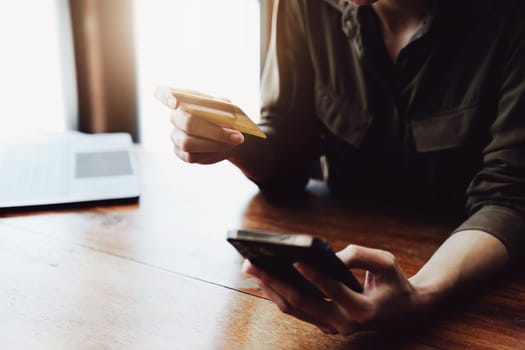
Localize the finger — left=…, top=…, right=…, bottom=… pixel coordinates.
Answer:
left=259, top=281, right=338, bottom=334
left=261, top=280, right=360, bottom=335
left=155, top=86, right=178, bottom=109
left=170, top=129, right=237, bottom=153
left=245, top=262, right=328, bottom=315
left=246, top=262, right=360, bottom=335
left=170, top=109, right=244, bottom=145
left=242, top=259, right=258, bottom=277
left=337, top=245, right=398, bottom=274
left=246, top=263, right=348, bottom=328
left=293, top=262, right=370, bottom=312
left=173, top=145, right=230, bottom=164
left=245, top=261, right=339, bottom=333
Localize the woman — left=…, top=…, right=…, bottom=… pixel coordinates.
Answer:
left=156, top=0, right=525, bottom=335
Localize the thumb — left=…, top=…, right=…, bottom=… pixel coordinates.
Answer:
left=336, top=245, right=397, bottom=274
left=154, top=85, right=179, bottom=109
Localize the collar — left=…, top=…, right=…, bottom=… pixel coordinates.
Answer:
left=322, top=0, right=440, bottom=42
left=409, top=1, right=439, bottom=43
left=321, top=0, right=346, bottom=12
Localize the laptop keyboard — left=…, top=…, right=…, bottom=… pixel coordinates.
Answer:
left=0, top=141, right=71, bottom=202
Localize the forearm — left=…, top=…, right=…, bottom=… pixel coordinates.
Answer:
left=409, top=230, right=509, bottom=310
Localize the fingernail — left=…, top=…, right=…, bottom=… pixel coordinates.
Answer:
left=293, top=262, right=313, bottom=276
left=167, top=97, right=176, bottom=108
left=293, top=262, right=306, bottom=272
left=241, top=259, right=251, bottom=274
left=229, top=132, right=244, bottom=144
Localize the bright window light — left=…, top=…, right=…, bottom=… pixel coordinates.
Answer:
left=133, top=0, right=261, bottom=153
left=0, top=0, right=67, bottom=139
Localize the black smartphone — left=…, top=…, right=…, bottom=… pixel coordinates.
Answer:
left=227, top=229, right=363, bottom=297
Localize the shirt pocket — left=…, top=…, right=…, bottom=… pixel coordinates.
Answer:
left=410, top=104, right=480, bottom=152
left=315, top=83, right=372, bottom=147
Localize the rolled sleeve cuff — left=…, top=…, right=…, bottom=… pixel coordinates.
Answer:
left=452, top=205, right=525, bottom=261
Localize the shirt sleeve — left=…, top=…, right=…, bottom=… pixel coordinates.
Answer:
left=255, top=0, right=322, bottom=195
left=452, top=11, right=525, bottom=261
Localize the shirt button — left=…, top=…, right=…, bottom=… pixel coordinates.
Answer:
left=342, top=19, right=356, bottom=38
left=341, top=5, right=357, bottom=38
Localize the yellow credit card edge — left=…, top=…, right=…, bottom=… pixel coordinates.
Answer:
left=171, top=89, right=266, bottom=139
left=233, top=113, right=267, bottom=139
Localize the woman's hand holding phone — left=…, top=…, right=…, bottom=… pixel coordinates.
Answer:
left=243, top=244, right=423, bottom=335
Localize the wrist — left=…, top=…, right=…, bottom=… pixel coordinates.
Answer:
left=227, top=135, right=276, bottom=182
left=407, top=230, right=509, bottom=314
left=408, top=269, right=456, bottom=314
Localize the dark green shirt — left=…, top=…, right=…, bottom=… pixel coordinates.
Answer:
left=258, top=0, right=525, bottom=260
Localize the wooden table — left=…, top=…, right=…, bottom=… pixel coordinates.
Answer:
left=1, top=148, right=524, bottom=349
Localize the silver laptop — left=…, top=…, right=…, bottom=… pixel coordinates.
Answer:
left=0, top=132, right=140, bottom=209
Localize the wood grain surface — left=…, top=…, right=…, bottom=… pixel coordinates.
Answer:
left=1, top=148, right=524, bottom=349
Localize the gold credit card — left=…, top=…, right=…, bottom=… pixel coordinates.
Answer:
left=170, top=89, right=266, bottom=139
